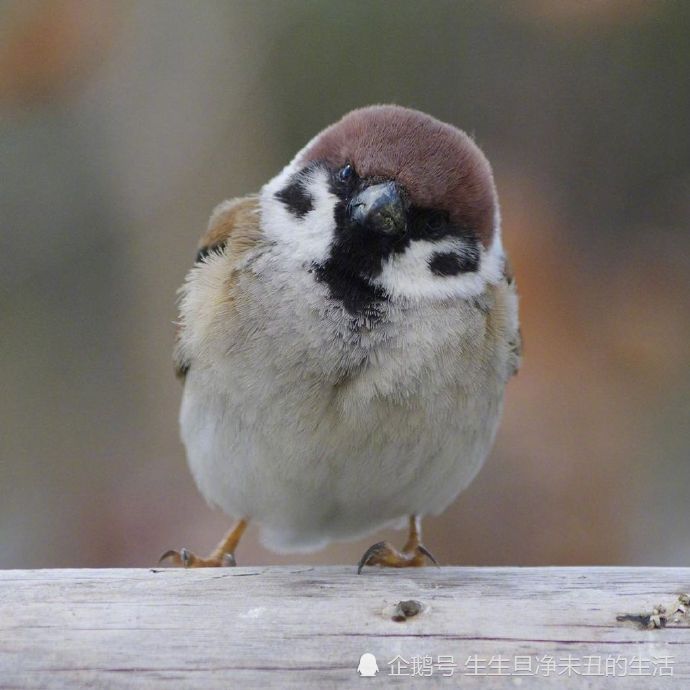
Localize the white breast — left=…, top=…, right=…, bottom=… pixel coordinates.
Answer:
left=179, top=249, right=512, bottom=553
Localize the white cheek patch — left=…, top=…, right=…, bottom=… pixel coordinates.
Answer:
left=372, top=233, right=504, bottom=302
left=260, top=166, right=338, bottom=268
left=262, top=149, right=506, bottom=304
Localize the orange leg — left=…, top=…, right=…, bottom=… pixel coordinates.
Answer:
left=159, top=519, right=248, bottom=568
left=357, top=515, right=439, bottom=574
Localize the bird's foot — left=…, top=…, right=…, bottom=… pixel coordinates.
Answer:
left=158, top=549, right=237, bottom=568
left=158, top=519, right=248, bottom=569
left=357, top=540, right=439, bottom=574
left=158, top=548, right=236, bottom=568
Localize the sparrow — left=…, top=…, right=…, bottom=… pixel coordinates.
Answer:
left=161, top=105, right=521, bottom=571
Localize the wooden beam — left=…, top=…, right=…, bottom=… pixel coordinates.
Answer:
left=1, top=567, right=688, bottom=687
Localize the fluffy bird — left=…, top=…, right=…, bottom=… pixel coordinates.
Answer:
left=162, top=105, right=521, bottom=571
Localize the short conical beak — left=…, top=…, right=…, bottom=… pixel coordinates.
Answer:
left=347, top=181, right=406, bottom=234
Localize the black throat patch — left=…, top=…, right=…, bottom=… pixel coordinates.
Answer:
left=281, top=162, right=481, bottom=315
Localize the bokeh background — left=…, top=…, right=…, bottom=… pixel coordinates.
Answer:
left=1, top=0, right=689, bottom=569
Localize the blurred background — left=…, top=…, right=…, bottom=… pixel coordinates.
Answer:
left=1, top=0, right=689, bottom=569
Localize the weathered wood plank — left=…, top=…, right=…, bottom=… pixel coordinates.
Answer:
left=0, top=567, right=688, bottom=688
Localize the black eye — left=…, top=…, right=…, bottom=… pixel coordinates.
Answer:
left=338, top=164, right=354, bottom=182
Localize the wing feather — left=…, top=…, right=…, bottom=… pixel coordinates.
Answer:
left=174, top=195, right=261, bottom=381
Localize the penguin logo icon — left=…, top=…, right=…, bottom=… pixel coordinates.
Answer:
left=357, top=652, right=379, bottom=677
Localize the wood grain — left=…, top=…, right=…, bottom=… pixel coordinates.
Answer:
left=0, top=567, right=688, bottom=688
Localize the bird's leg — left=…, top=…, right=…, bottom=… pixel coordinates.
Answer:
left=159, top=519, right=248, bottom=568
left=357, top=515, right=439, bottom=573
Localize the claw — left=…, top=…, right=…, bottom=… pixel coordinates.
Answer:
left=357, top=539, right=440, bottom=573
left=158, top=547, right=237, bottom=568
left=416, top=544, right=440, bottom=567
left=158, top=549, right=184, bottom=566
left=158, top=548, right=193, bottom=567
left=158, top=520, right=247, bottom=568
left=357, top=541, right=388, bottom=574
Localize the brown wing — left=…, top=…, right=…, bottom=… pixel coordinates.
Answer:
left=195, top=194, right=261, bottom=262
left=174, top=195, right=261, bottom=381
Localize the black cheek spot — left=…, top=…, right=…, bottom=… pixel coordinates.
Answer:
left=429, top=248, right=479, bottom=276
left=275, top=179, right=314, bottom=218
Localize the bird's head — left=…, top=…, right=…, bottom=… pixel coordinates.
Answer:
left=260, top=105, right=503, bottom=314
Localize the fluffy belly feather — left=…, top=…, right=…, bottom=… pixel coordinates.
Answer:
left=180, top=364, right=503, bottom=553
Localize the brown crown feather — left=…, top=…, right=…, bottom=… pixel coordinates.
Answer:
left=299, top=105, right=498, bottom=248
